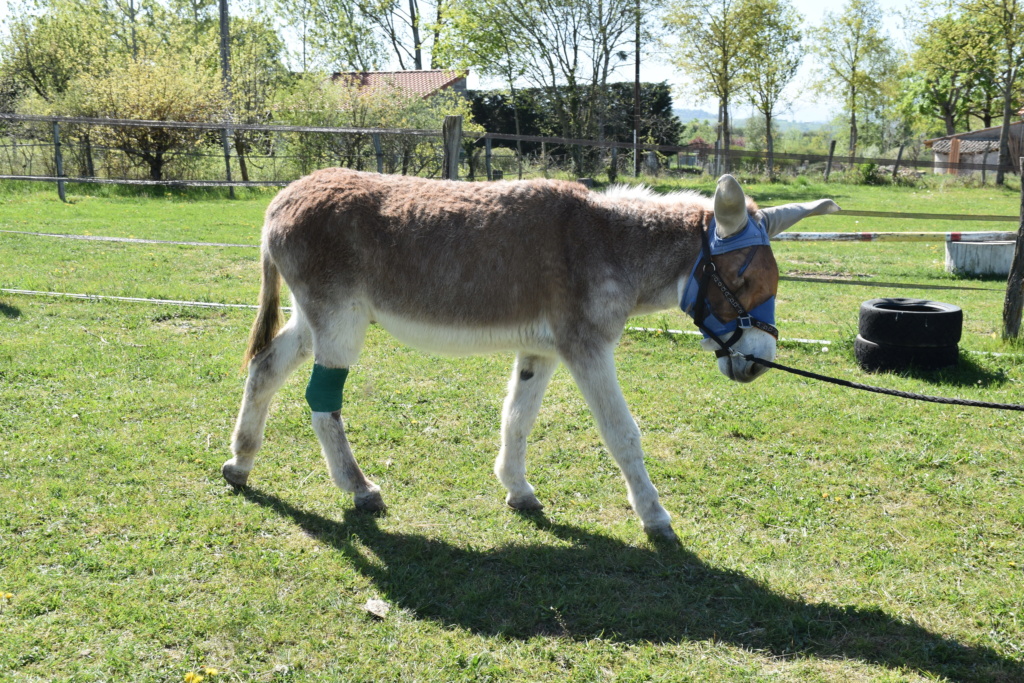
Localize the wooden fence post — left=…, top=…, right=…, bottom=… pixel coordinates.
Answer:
left=442, top=115, right=462, bottom=180
left=372, top=133, right=384, bottom=174
left=949, top=137, right=961, bottom=177
left=485, top=136, right=493, bottom=180
left=824, top=140, right=836, bottom=181
left=52, top=121, right=66, bottom=203
left=1001, top=157, right=1024, bottom=339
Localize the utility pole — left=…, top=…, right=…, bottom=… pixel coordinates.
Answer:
left=218, top=0, right=234, bottom=197
left=633, top=0, right=641, bottom=177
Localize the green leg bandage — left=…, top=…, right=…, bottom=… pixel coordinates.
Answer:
left=305, top=364, right=349, bottom=413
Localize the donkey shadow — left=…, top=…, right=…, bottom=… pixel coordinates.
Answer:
left=0, top=301, right=21, bottom=319
left=241, top=489, right=1020, bottom=682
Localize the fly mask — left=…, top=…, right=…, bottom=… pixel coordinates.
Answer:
left=679, top=215, right=779, bottom=358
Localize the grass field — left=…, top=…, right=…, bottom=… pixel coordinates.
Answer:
left=1, top=177, right=1023, bottom=682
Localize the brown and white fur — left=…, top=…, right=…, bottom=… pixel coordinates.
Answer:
left=225, top=169, right=838, bottom=541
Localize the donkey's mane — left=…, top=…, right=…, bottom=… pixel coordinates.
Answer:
left=597, top=184, right=710, bottom=206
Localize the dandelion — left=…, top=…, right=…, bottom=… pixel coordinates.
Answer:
left=204, top=667, right=219, bottom=676
left=183, top=673, right=204, bottom=683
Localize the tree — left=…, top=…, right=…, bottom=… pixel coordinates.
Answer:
left=202, top=16, right=289, bottom=180
left=961, top=0, right=1024, bottom=184
left=811, top=0, right=896, bottom=162
left=433, top=0, right=531, bottom=167
left=291, top=0, right=385, bottom=70
left=275, top=0, right=430, bottom=71
left=60, top=56, right=226, bottom=179
left=908, top=8, right=999, bottom=135
left=274, top=74, right=479, bottom=176
left=741, top=0, right=802, bottom=178
left=1, top=0, right=109, bottom=103
left=664, top=0, right=757, bottom=173
left=437, top=0, right=643, bottom=172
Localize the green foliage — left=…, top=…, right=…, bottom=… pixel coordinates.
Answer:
left=0, top=0, right=109, bottom=102
left=439, top=0, right=646, bottom=166
left=906, top=9, right=1002, bottom=136
left=741, top=0, right=803, bottom=177
left=54, top=56, right=226, bottom=180
left=664, top=0, right=757, bottom=167
left=810, top=0, right=898, bottom=158
left=273, top=74, right=480, bottom=176
left=470, top=82, right=682, bottom=146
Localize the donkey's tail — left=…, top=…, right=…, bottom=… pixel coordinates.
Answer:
left=242, top=245, right=283, bottom=370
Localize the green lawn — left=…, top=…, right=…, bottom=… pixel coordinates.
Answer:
left=1, top=179, right=1022, bottom=682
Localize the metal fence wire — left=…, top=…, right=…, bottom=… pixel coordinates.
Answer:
left=0, top=113, right=1018, bottom=194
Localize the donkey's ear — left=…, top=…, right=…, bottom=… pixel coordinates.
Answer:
left=759, top=199, right=841, bottom=238
left=713, top=174, right=749, bottom=238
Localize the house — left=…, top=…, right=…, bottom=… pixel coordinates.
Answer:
left=925, top=121, right=1024, bottom=175
left=330, top=70, right=468, bottom=99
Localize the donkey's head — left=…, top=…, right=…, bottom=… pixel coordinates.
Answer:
left=681, top=175, right=839, bottom=383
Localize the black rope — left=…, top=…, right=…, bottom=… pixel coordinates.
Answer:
left=744, top=354, right=1024, bottom=411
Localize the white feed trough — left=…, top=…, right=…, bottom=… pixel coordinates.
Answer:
left=945, top=240, right=1015, bottom=277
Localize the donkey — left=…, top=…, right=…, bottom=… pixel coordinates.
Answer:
left=224, top=169, right=838, bottom=541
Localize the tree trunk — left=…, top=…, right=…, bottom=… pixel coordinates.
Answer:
left=83, top=132, right=95, bottom=177
left=430, top=0, right=444, bottom=68
left=996, top=67, right=1016, bottom=186
left=943, top=107, right=956, bottom=137
left=234, top=134, right=250, bottom=182
left=409, top=0, right=422, bottom=70
left=721, top=94, right=730, bottom=174
left=848, top=84, right=858, bottom=163
left=148, top=153, right=163, bottom=181
left=765, top=112, right=774, bottom=180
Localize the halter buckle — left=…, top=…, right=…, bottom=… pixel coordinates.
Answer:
left=738, top=314, right=752, bottom=329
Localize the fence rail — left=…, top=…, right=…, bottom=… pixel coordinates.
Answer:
left=0, top=114, right=1017, bottom=199
left=773, top=231, right=1016, bottom=242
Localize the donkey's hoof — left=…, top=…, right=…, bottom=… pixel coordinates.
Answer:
left=355, top=490, right=387, bottom=513
left=221, top=461, right=251, bottom=488
left=644, top=524, right=680, bottom=545
left=506, top=493, right=544, bottom=511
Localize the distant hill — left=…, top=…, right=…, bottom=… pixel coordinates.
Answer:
left=737, top=117, right=832, bottom=133
left=674, top=108, right=716, bottom=122
left=673, top=108, right=830, bottom=133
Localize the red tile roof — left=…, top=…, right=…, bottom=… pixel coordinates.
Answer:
left=331, top=70, right=467, bottom=99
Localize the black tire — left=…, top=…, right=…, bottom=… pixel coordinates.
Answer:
left=854, top=335, right=959, bottom=372
left=858, top=298, right=962, bottom=348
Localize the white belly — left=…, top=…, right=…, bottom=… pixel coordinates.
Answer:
left=373, top=309, right=558, bottom=356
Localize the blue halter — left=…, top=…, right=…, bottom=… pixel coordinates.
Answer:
left=680, top=216, right=778, bottom=354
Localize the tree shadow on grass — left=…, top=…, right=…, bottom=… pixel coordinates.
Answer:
left=241, top=488, right=1021, bottom=682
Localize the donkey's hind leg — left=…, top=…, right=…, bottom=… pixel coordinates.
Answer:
left=224, top=310, right=313, bottom=486
left=305, top=305, right=384, bottom=512
left=495, top=353, right=559, bottom=510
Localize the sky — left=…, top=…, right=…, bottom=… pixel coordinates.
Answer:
left=0, top=0, right=919, bottom=122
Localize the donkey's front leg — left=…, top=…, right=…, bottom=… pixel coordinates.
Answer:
left=562, top=344, right=676, bottom=541
left=495, top=353, right=559, bottom=510
left=311, top=409, right=384, bottom=512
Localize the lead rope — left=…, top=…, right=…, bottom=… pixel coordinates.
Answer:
left=738, top=352, right=1024, bottom=412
